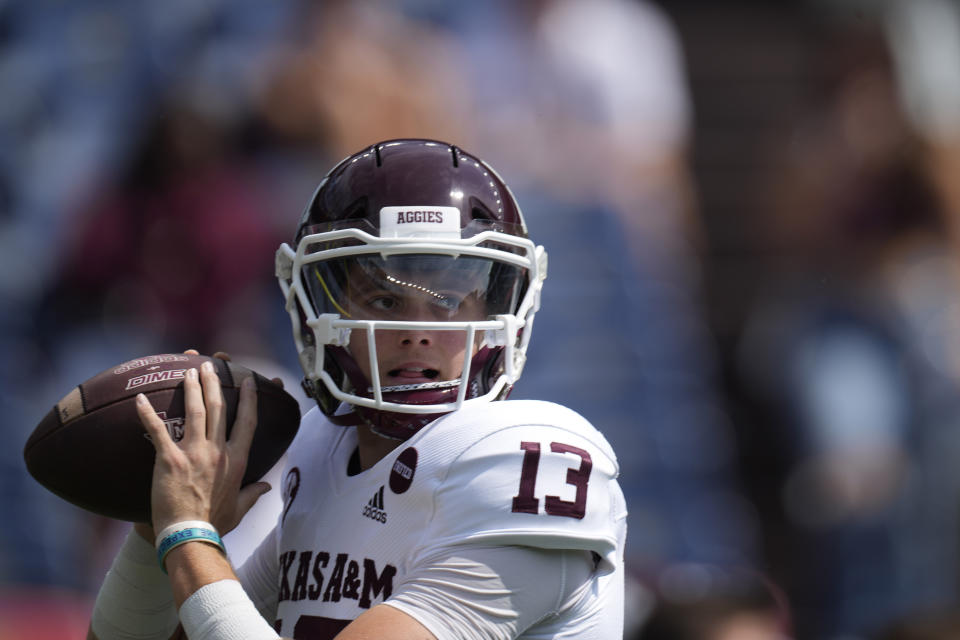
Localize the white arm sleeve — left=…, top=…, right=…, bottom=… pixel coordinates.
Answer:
left=179, top=580, right=280, bottom=640
left=90, top=529, right=179, bottom=640
left=176, top=527, right=282, bottom=640
left=383, top=545, right=595, bottom=640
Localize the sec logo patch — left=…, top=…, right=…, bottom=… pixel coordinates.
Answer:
left=389, top=447, right=417, bottom=494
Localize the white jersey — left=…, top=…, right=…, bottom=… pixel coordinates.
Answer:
left=240, top=399, right=627, bottom=639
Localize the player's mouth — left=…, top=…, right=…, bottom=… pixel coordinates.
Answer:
left=370, top=364, right=460, bottom=394
left=387, top=366, right=440, bottom=381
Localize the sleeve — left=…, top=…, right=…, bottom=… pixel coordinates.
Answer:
left=235, top=526, right=281, bottom=624
left=89, top=529, right=180, bottom=640
left=383, top=544, right=595, bottom=640
left=416, top=422, right=626, bottom=573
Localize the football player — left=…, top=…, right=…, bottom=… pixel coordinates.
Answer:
left=88, top=139, right=627, bottom=640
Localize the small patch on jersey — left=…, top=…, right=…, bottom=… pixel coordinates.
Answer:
left=389, top=447, right=418, bottom=494
left=282, top=466, right=301, bottom=525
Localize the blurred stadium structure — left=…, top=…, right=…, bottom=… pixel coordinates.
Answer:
left=2, top=1, right=960, bottom=638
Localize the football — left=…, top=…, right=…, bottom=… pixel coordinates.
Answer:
left=23, top=353, right=302, bottom=522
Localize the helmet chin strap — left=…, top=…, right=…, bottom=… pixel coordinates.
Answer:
left=357, top=403, right=446, bottom=441
left=368, top=379, right=460, bottom=393
left=324, top=406, right=410, bottom=441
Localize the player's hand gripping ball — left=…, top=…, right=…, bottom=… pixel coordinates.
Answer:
left=23, top=353, right=301, bottom=522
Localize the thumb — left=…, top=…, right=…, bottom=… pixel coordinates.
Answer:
left=236, top=482, right=272, bottom=519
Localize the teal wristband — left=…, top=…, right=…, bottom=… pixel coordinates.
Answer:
left=156, top=527, right=225, bottom=573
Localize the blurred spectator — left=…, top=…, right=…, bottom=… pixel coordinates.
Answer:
left=3, top=90, right=289, bottom=602
left=874, top=608, right=960, bottom=640
left=632, top=569, right=789, bottom=640
left=737, top=13, right=960, bottom=637
left=0, top=587, right=93, bottom=640
left=0, top=0, right=297, bottom=595
left=29, top=86, right=293, bottom=589
left=885, top=0, right=960, bottom=243
left=39, top=87, right=284, bottom=359
left=257, top=0, right=472, bottom=163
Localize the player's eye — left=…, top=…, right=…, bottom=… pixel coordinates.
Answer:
left=433, top=294, right=463, bottom=312
left=366, top=295, right=401, bottom=313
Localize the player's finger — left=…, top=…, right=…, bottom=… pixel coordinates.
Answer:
left=199, top=360, right=226, bottom=443
left=184, top=349, right=199, bottom=355
left=136, top=393, right=176, bottom=454
left=182, top=367, right=206, bottom=443
left=270, top=377, right=285, bottom=389
left=235, top=481, right=271, bottom=523
left=212, top=351, right=231, bottom=362
left=228, top=376, right=258, bottom=457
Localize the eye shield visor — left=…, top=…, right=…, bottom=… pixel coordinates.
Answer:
left=305, top=254, right=527, bottom=322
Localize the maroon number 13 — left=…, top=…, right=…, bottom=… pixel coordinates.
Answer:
left=511, top=442, right=592, bottom=519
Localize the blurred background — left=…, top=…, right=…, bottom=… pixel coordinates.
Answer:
left=2, top=0, right=960, bottom=638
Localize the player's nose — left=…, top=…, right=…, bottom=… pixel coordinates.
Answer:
left=397, top=328, right=433, bottom=347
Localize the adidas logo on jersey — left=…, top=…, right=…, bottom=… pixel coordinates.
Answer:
left=362, top=486, right=387, bottom=524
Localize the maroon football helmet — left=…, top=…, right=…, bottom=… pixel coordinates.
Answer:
left=276, top=139, right=547, bottom=439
